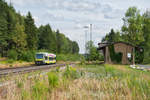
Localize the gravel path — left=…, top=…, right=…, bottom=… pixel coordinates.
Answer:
left=137, top=64, right=150, bottom=69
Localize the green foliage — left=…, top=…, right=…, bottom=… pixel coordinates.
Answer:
left=7, top=49, right=18, bottom=60
left=56, top=54, right=82, bottom=61
left=21, top=89, right=30, bottom=100
left=63, top=65, right=80, bottom=79
left=135, top=48, right=144, bottom=63
left=72, top=41, right=79, bottom=54
left=56, top=30, right=61, bottom=53
left=86, top=41, right=104, bottom=61
left=56, top=67, right=60, bottom=72
left=47, top=72, right=59, bottom=88
left=109, top=45, right=122, bottom=63
left=20, top=50, right=35, bottom=62
left=25, top=12, right=38, bottom=50
left=80, top=56, right=86, bottom=65
left=127, top=76, right=150, bottom=98
left=38, top=24, right=56, bottom=53
left=13, top=23, right=27, bottom=54
left=32, top=80, right=48, bottom=100
left=17, top=80, right=23, bottom=88
left=102, top=29, right=122, bottom=42
left=122, top=7, right=144, bottom=45
left=105, top=65, right=116, bottom=76
left=0, top=0, right=80, bottom=62
left=7, top=59, right=15, bottom=64
left=142, top=11, right=150, bottom=64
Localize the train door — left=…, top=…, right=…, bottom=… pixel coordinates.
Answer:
left=44, top=56, right=49, bottom=64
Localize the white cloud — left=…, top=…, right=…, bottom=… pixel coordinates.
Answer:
left=5, top=0, right=150, bottom=53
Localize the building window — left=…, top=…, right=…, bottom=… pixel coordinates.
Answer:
left=127, top=53, right=131, bottom=58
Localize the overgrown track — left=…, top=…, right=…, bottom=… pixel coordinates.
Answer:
left=0, top=63, right=74, bottom=76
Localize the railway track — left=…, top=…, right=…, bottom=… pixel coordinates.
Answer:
left=0, top=63, right=74, bottom=76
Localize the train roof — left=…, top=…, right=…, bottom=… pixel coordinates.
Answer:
left=36, top=52, right=56, bottom=57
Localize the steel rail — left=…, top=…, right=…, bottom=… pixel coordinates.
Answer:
left=0, top=63, right=74, bottom=76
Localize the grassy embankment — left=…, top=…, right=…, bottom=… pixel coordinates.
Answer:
left=1, top=63, right=150, bottom=100
left=0, top=54, right=82, bottom=68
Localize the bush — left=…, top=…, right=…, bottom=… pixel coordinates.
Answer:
left=47, top=72, right=59, bottom=88
left=20, top=50, right=35, bottom=62
left=63, top=65, right=80, bottom=79
left=80, top=56, right=86, bottom=65
left=32, top=81, right=48, bottom=100
left=105, top=65, right=116, bottom=76
left=7, top=50, right=18, bottom=60
left=7, top=59, right=15, bottom=64
left=109, top=45, right=122, bottom=63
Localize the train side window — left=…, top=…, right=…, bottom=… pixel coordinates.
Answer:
left=49, top=57, right=53, bottom=60
left=45, top=56, right=48, bottom=60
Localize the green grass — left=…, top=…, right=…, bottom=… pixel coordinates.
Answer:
left=47, top=72, right=59, bottom=88
left=2, top=64, right=150, bottom=100
left=77, top=64, right=150, bottom=100
left=56, top=54, right=82, bottom=61
left=0, top=53, right=82, bottom=67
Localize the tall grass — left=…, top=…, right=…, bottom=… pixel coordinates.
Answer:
left=47, top=72, right=59, bottom=88
left=32, top=80, right=48, bottom=100
left=2, top=64, right=150, bottom=100
left=63, top=65, right=81, bottom=79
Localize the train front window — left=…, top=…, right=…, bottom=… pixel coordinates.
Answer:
left=36, top=54, right=43, bottom=59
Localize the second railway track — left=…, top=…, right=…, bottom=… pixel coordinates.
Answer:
left=0, top=63, right=75, bottom=76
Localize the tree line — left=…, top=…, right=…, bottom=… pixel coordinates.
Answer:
left=0, top=0, right=79, bottom=61
left=102, top=7, right=150, bottom=63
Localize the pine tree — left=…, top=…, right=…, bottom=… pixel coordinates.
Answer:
left=0, top=0, right=8, bottom=56
left=38, top=24, right=56, bottom=52
left=13, top=23, right=27, bottom=56
left=24, top=12, right=37, bottom=50
left=72, top=41, right=79, bottom=54
left=56, top=29, right=61, bottom=53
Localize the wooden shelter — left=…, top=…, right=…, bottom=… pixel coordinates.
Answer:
left=98, top=42, right=135, bottom=64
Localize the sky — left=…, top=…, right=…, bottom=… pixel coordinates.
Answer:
left=5, top=0, right=150, bottom=53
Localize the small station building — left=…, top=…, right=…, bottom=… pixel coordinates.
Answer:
left=97, top=41, right=137, bottom=64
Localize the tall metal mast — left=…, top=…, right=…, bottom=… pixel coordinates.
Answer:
left=84, top=26, right=89, bottom=54
left=90, top=24, right=92, bottom=42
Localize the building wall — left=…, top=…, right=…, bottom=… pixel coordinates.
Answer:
left=104, top=43, right=134, bottom=64
left=114, top=43, right=133, bottom=64
left=105, top=46, right=112, bottom=64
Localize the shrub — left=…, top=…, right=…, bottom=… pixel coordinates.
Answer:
left=105, top=65, right=116, bottom=77
left=17, top=81, right=23, bottom=88
left=21, top=89, right=30, bottom=100
left=56, top=67, right=60, bottom=72
left=80, top=56, right=86, bottom=65
left=47, top=72, right=59, bottom=88
left=7, top=59, right=15, bottom=64
left=7, top=50, right=18, bottom=60
left=32, top=81, right=48, bottom=100
left=20, top=50, right=35, bottom=62
left=63, top=65, right=80, bottom=79
left=109, top=45, right=122, bottom=63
